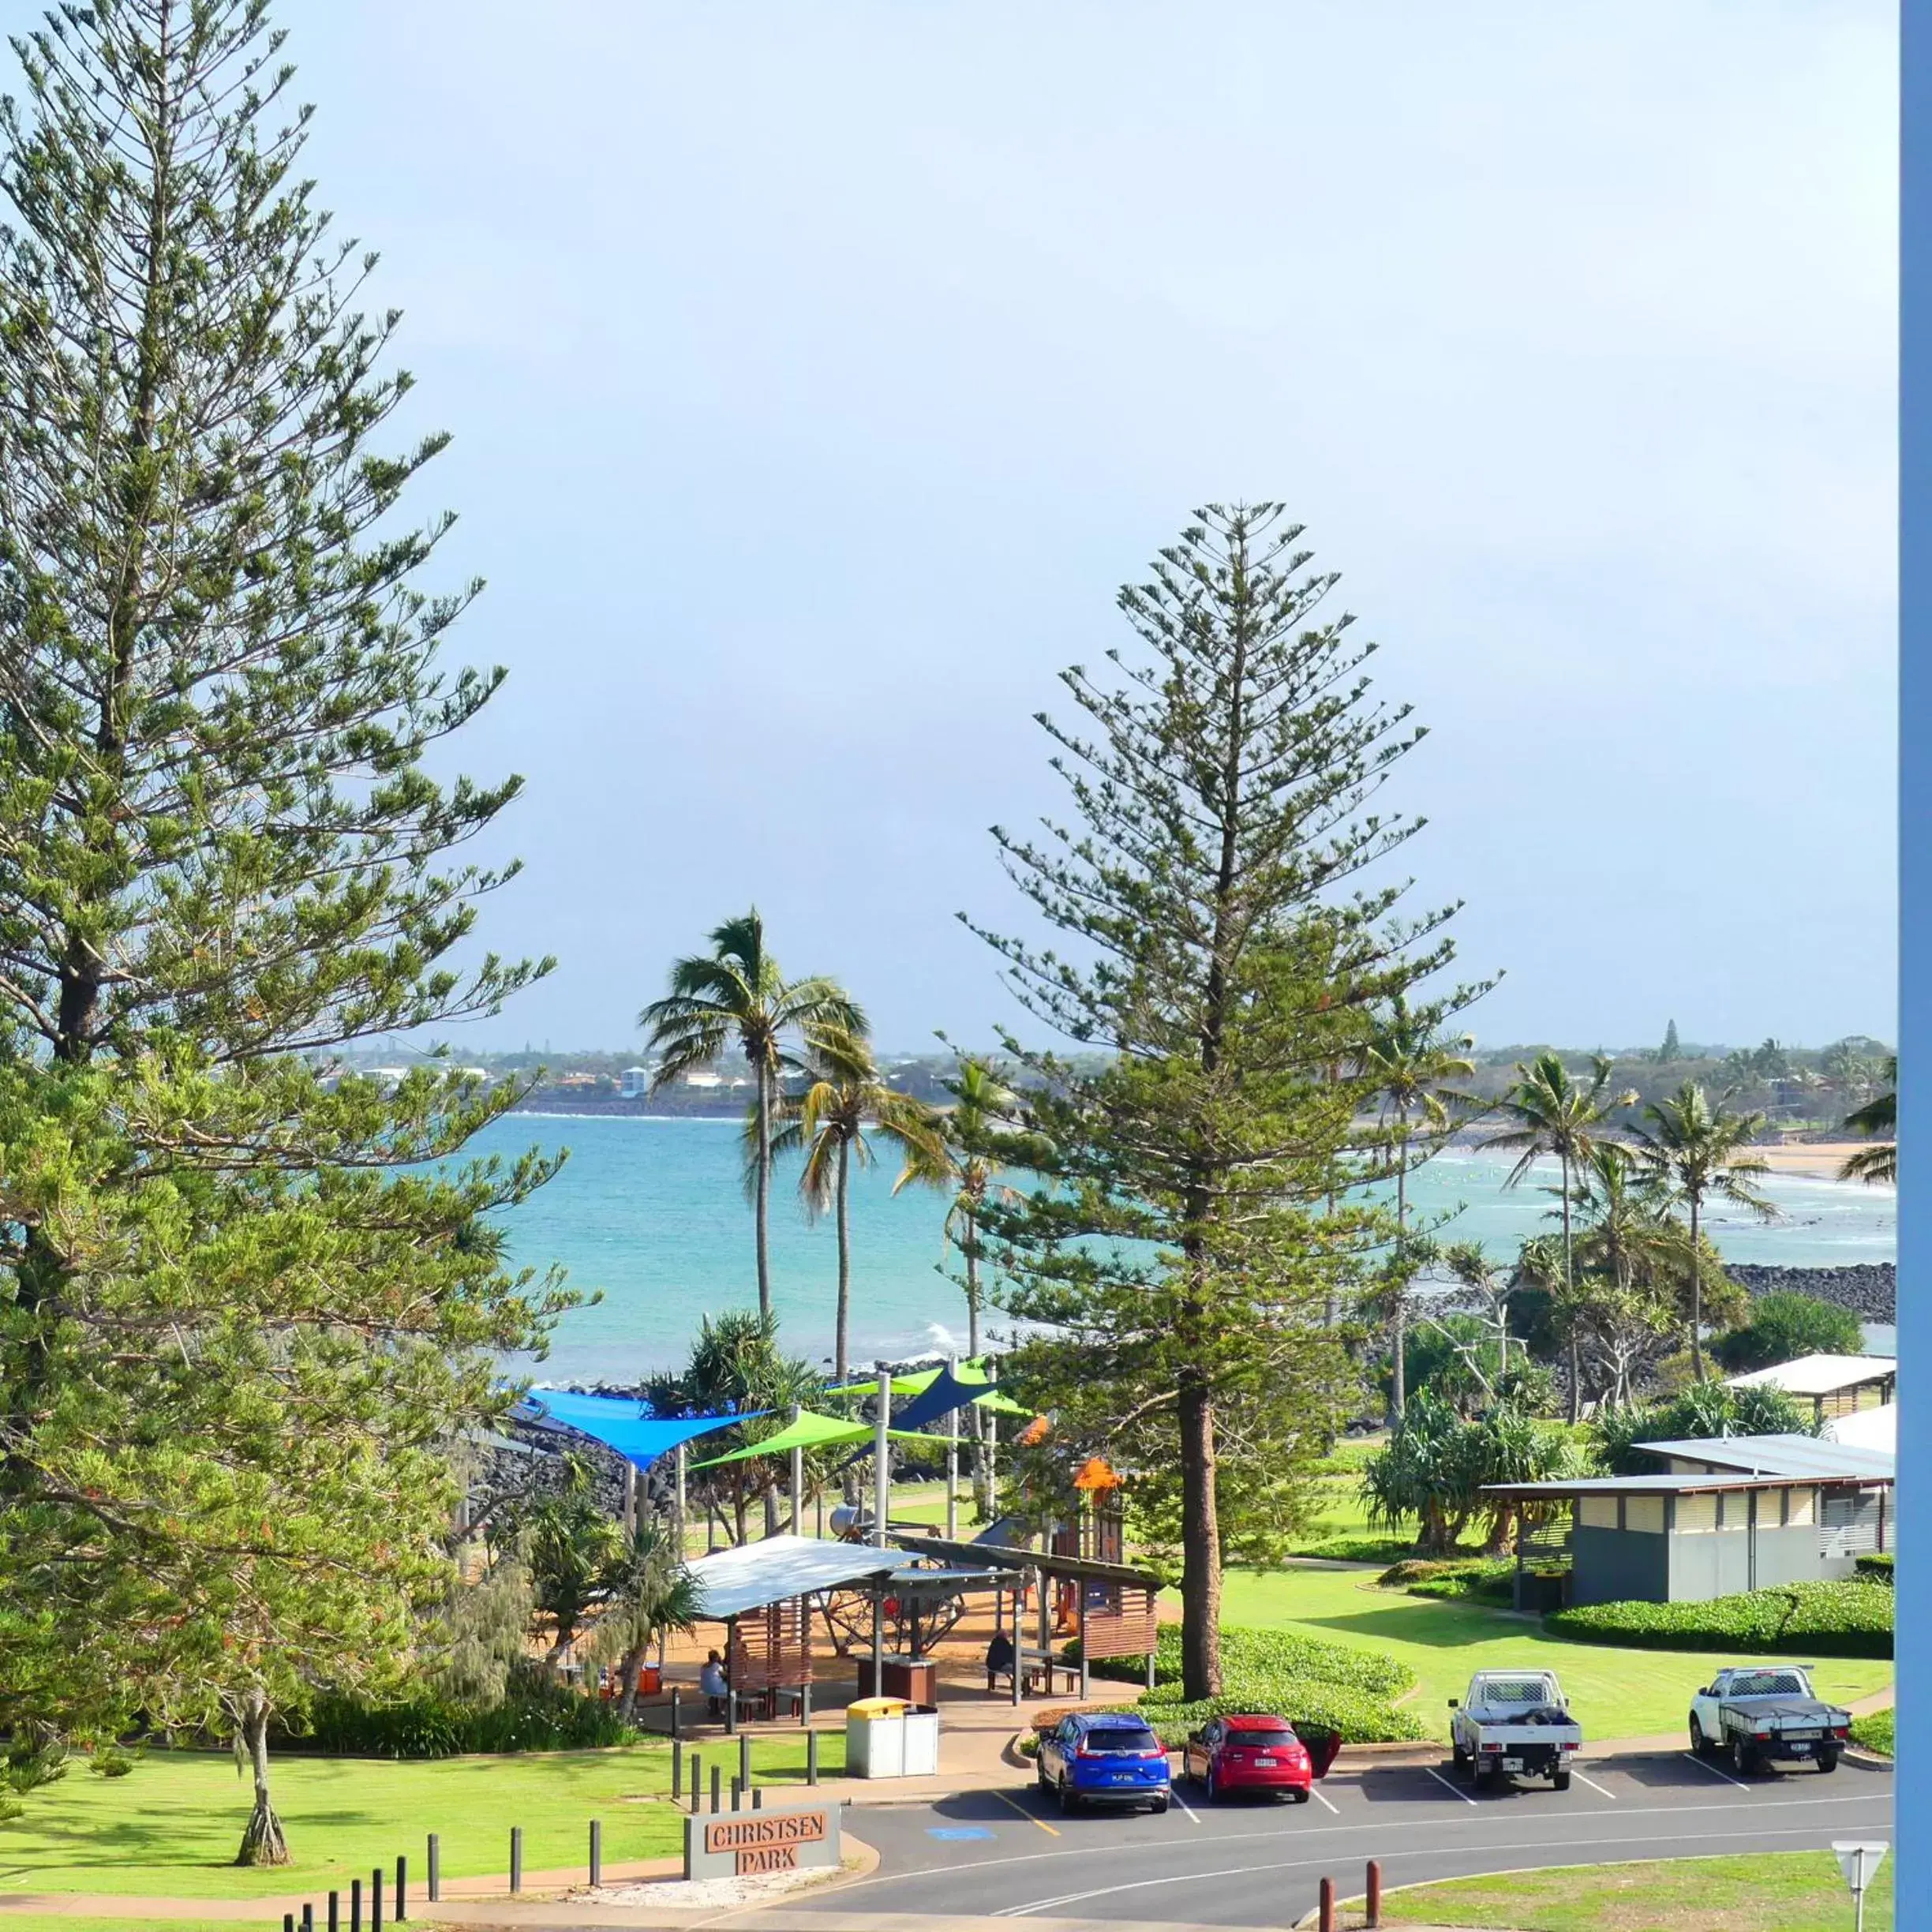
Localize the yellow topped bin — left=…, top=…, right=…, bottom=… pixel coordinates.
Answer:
left=846, top=1696, right=912, bottom=1777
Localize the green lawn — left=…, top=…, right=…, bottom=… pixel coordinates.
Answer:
left=0, top=1731, right=843, bottom=1901
left=1219, top=1567, right=1892, bottom=1743
left=1854, top=1707, right=1895, bottom=1754
left=1380, top=1849, right=1889, bottom=1930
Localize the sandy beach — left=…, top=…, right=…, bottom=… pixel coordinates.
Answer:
left=1753, top=1140, right=1892, bottom=1182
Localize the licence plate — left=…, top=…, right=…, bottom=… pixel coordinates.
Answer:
left=1255, top=1757, right=1276, bottom=1767
left=1788, top=1743, right=1814, bottom=1754
left=1787, top=1730, right=1821, bottom=1740
left=1503, top=1758, right=1523, bottom=1771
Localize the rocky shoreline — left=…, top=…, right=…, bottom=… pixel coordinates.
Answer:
left=1726, top=1262, right=1895, bottom=1323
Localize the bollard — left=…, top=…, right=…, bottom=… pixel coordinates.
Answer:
left=1318, top=1875, right=1335, bottom=1932
left=426, top=1834, right=440, bottom=1904
left=304, top=1907, right=315, bottom=1932
left=1366, top=1859, right=1382, bottom=1929
left=395, top=1853, right=406, bottom=1922
left=510, top=1825, right=523, bottom=1894
left=753, top=1786, right=764, bottom=1810
left=739, top=1732, right=751, bottom=1794
left=673, top=1737, right=683, bottom=1799
left=370, top=1866, right=384, bottom=1932
left=731, top=1775, right=743, bottom=1810
left=710, top=1763, right=722, bottom=1812
left=671, top=1686, right=682, bottom=1739
left=284, top=1915, right=296, bottom=1932
left=800, top=1681, right=812, bottom=1727
left=807, top=1729, right=819, bottom=1785
left=328, top=1891, right=341, bottom=1932
left=690, top=1751, right=702, bottom=1814
left=350, top=1877, right=362, bottom=1932
left=590, top=1818, right=602, bottom=1889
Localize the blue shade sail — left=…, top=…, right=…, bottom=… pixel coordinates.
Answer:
left=518, top=1388, right=765, bottom=1471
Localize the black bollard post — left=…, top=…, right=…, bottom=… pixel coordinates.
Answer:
left=739, top=1731, right=751, bottom=1794
left=690, top=1751, right=702, bottom=1814
left=350, top=1877, right=362, bottom=1932
left=284, top=1915, right=295, bottom=1932
left=590, top=1818, right=602, bottom=1888
left=510, top=1825, right=523, bottom=1893
left=304, top=1906, right=315, bottom=1932
left=370, top=1866, right=384, bottom=1932
left=426, top=1834, right=440, bottom=1904
left=753, top=1786, right=764, bottom=1810
left=395, top=1852, right=406, bottom=1921
left=673, top=1736, right=683, bottom=1799
left=671, top=1686, right=682, bottom=1739
left=710, top=1763, right=721, bottom=1813
left=807, top=1729, right=819, bottom=1785
left=328, top=1890, right=341, bottom=1932
left=731, top=1775, right=742, bottom=1810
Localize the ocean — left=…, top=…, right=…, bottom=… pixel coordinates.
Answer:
left=470, top=1115, right=1897, bottom=1385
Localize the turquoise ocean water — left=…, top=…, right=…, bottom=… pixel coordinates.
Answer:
left=472, top=1116, right=1897, bottom=1385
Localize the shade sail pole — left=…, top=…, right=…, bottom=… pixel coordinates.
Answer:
left=789, top=1403, right=804, bottom=1535
left=945, top=1354, right=959, bottom=1541
left=873, top=1359, right=891, bottom=1548
left=675, top=1444, right=687, bottom=1551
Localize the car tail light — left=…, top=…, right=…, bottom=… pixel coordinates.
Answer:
left=1480, top=1742, right=1503, bottom=1753
left=1754, top=1730, right=1773, bottom=1740
left=1561, top=1742, right=1579, bottom=1752
left=1140, top=1748, right=1166, bottom=1762
left=1833, top=1727, right=1849, bottom=1740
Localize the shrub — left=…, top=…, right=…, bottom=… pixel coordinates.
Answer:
left=1546, top=1579, right=1892, bottom=1657
left=296, top=1668, right=640, bottom=1758
left=1593, top=1383, right=1816, bottom=1474
left=1851, top=1709, right=1893, bottom=1756
left=1377, top=1556, right=1517, bottom=1604
left=1133, top=1685, right=1425, bottom=1748
left=85, top=1748, right=137, bottom=1778
left=1083, top=1623, right=1412, bottom=1701
left=1712, top=1293, right=1863, bottom=1373
left=1855, top=1552, right=1894, bottom=1584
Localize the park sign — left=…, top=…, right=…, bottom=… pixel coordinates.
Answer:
left=684, top=1802, right=842, bottom=1879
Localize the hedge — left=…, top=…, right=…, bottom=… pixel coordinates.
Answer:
left=1068, top=1623, right=1420, bottom=1746
left=1545, top=1579, right=1893, bottom=1658
left=292, top=1683, right=639, bottom=1758
left=1852, top=1709, right=1893, bottom=1756
left=1378, top=1557, right=1515, bottom=1604
left=1856, top=1552, right=1895, bottom=1583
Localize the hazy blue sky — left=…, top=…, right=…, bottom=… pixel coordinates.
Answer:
left=277, top=2, right=1893, bottom=1054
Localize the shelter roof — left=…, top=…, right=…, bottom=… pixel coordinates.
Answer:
left=686, top=1535, right=900, bottom=1619
left=1724, top=1354, right=1896, bottom=1398
left=891, top=1527, right=1165, bottom=1590
left=1636, top=1432, right=1895, bottom=1483
left=1826, top=1404, right=1897, bottom=1454
left=1483, top=1472, right=1849, bottom=1499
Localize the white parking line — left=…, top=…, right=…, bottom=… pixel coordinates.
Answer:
left=1423, top=1765, right=1478, bottom=1806
left=1170, top=1788, right=1201, bottom=1825
left=1683, top=1750, right=1750, bottom=1790
left=1308, top=1782, right=1340, bottom=1815
left=1572, top=1769, right=1617, bottom=1799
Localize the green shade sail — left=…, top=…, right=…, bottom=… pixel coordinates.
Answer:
left=826, top=1360, right=992, bottom=1399
left=687, top=1407, right=932, bottom=1470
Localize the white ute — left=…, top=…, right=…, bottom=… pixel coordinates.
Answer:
left=1688, top=1664, right=1851, bottom=1777
left=1448, top=1669, right=1582, bottom=1790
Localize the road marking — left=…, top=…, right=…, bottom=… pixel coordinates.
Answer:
left=1683, top=1750, right=1750, bottom=1790
left=990, top=1788, right=1059, bottom=1836
left=1308, top=1783, right=1340, bottom=1815
left=821, top=1784, right=1892, bottom=1897
left=1170, top=1788, right=1201, bottom=1825
left=1423, top=1765, right=1478, bottom=1806
left=1572, top=1769, right=1617, bottom=1799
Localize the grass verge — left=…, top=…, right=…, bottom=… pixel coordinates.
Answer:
left=0, top=1732, right=842, bottom=1900
left=1219, top=1567, right=1892, bottom=1742
left=1853, top=1707, right=1895, bottom=1754
left=1378, top=1849, right=1890, bottom=1929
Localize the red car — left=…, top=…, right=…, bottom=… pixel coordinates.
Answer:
left=1181, top=1714, right=1339, bottom=1802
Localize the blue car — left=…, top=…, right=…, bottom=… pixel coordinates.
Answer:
left=1036, top=1712, right=1173, bottom=1814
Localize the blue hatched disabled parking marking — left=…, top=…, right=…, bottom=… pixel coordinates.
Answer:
left=927, top=1826, right=996, bottom=1840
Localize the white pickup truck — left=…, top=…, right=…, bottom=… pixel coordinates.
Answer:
left=1449, top=1669, right=1582, bottom=1790
left=1688, top=1665, right=1852, bottom=1777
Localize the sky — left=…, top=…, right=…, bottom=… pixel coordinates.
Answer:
left=274, top=1, right=1894, bottom=1056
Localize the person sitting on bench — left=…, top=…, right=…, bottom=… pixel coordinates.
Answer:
left=700, top=1649, right=730, bottom=1720
left=985, top=1629, right=1016, bottom=1693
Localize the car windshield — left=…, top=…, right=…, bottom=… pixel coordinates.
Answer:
left=1083, top=1726, right=1161, bottom=1754
left=1225, top=1729, right=1298, bottom=1749
left=1728, top=1672, right=1806, bottom=1698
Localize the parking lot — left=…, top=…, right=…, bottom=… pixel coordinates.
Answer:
left=769, top=1750, right=1896, bottom=1926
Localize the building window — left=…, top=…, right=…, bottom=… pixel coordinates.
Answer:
left=1625, top=1496, right=1666, bottom=1534
left=1577, top=1495, right=1619, bottom=1530
left=1675, top=1493, right=1717, bottom=1533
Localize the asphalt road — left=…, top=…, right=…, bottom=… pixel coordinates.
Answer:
left=775, top=1751, right=1894, bottom=1926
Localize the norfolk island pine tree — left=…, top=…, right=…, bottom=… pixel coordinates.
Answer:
left=0, top=0, right=575, bottom=1863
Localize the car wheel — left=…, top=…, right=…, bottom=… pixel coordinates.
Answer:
left=1292, top=1788, right=1312, bottom=1804
left=1818, top=1751, right=1839, bottom=1775
left=1036, top=1758, right=1049, bottom=1792
left=1151, top=1796, right=1170, bottom=1814
left=1689, top=1717, right=1707, bottom=1757
left=1732, top=1738, right=1755, bottom=1777
left=1553, top=1769, right=1571, bottom=1792
left=1452, top=1742, right=1469, bottom=1770
left=1058, top=1777, right=1080, bottom=1814
left=1204, top=1763, right=1217, bottom=1803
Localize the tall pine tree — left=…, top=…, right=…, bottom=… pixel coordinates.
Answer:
left=0, top=0, right=570, bottom=1861
left=972, top=505, right=1481, bottom=1699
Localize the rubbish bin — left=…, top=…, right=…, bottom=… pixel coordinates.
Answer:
left=901, top=1705, right=940, bottom=1777
left=846, top=1696, right=909, bottom=1778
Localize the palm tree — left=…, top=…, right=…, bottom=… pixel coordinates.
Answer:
left=1363, top=998, right=1476, bottom=1420
left=1482, top=1051, right=1634, bottom=1341
left=773, top=1027, right=949, bottom=1384
left=1569, top=1144, right=1698, bottom=1410
left=1628, top=1081, right=1775, bottom=1380
left=1839, top=1057, right=1896, bottom=1185
left=641, top=910, right=861, bottom=1322
left=600, top=1524, right=703, bottom=1722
